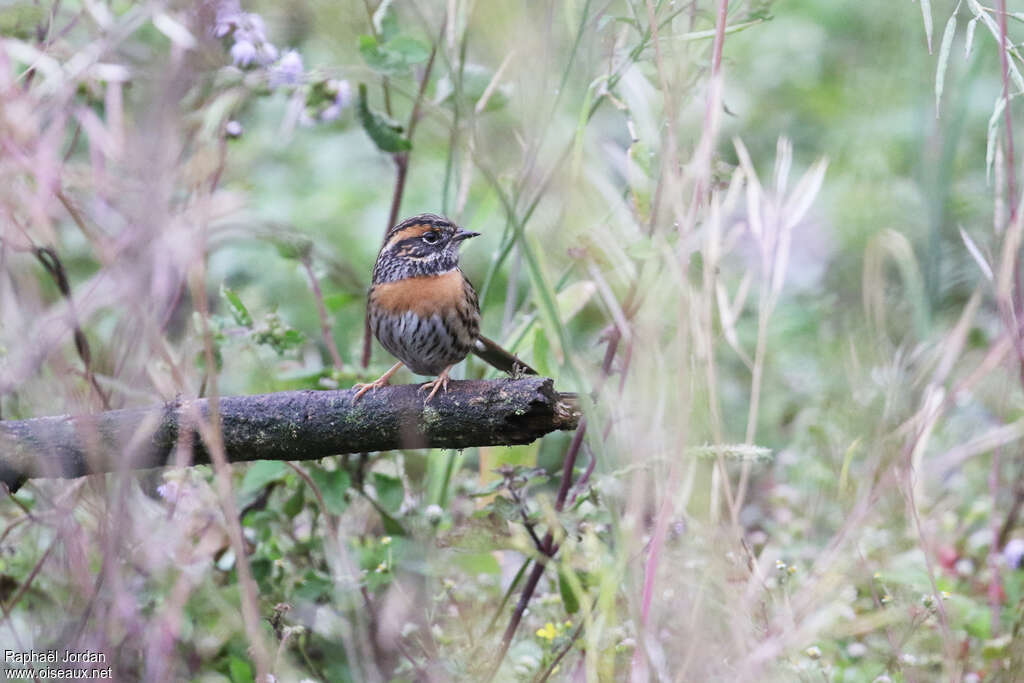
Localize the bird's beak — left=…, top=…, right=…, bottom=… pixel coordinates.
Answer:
left=453, top=229, right=481, bottom=242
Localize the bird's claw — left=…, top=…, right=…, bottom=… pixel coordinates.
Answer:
left=352, top=379, right=386, bottom=402
left=419, top=374, right=450, bottom=403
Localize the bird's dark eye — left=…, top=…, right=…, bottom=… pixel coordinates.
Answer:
left=422, top=231, right=441, bottom=244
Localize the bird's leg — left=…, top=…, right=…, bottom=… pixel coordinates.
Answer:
left=419, top=365, right=454, bottom=403
left=352, top=361, right=404, bottom=402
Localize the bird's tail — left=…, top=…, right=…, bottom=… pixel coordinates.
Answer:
left=472, top=335, right=538, bottom=376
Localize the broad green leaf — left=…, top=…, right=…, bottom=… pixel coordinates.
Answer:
left=358, top=34, right=429, bottom=75
left=309, top=466, right=351, bottom=515
left=295, top=570, right=334, bottom=602
left=491, top=495, right=520, bottom=522
left=373, top=472, right=404, bottom=513
left=452, top=552, right=501, bottom=575
left=239, top=460, right=288, bottom=497
left=227, top=656, right=253, bottom=683
left=468, top=478, right=506, bottom=498
left=375, top=505, right=407, bottom=536
left=388, top=36, right=430, bottom=64
left=282, top=488, right=304, bottom=517
left=357, top=83, right=411, bottom=153
left=322, top=292, right=356, bottom=313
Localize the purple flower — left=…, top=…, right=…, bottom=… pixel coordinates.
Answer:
left=157, top=481, right=181, bottom=502
left=256, top=42, right=279, bottom=67
left=212, top=0, right=241, bottom=37
left=230, top=40, right=256, bottom=67
left=1004, top=538, right=1024, bottom=569
left=269, top=49, right=304, bottom=88
left=321, top=80, right=352, bottom=121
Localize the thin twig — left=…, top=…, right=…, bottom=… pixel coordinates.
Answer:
left=997, top=0, right=1017, bottom=221
left=490, top=326, right=625, bottom=676
left=301, top=254, right=344, bottom=372
left=33, top=246, right=110, bottom=410
left=191, top=224, right=272, bottom=679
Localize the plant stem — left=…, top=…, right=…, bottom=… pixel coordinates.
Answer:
left=301, top=255, right=344, bottom=372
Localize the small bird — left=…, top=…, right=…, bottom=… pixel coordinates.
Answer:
left=354, top=213, right=535, bottom=402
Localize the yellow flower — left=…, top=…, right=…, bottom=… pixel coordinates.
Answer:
left=381, top=536, right=393, bottom=545
left=536, top=622, right=558, bottom=640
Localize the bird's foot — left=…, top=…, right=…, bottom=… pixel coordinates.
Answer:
left=352, top=361, right=404, bottom=402
left=419, top=367, right=453, bottom=403
left=352, top=378, right=387, bottom=402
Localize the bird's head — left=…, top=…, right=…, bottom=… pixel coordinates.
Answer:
left=373, top=213, right=480, bottom=282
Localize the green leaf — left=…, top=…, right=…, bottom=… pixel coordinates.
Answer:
left=558, top=568, right=581, bottom=614
left=282, top=488, right=304, bottom=517
left=375, top=505, right=407, bottom=536
left=358, top=35, right=393, bottom=73
left=322, top=292, right=355, bottom=313
left=239, top=461, right=288, bottom=497
left=295, top=570, right=334, bottom=602
left=491, top=495, right=521, bottom=522
left=227, top=656, right=253, bottom=683
left=388, top=36, right=430, bottom=63
left=280, top=329, right=306, bottom=348
left=372, top=472, right=404, bottom=513
left=221, top=285, right=252, bottom=327
left=272, top=234, right=313, bottom=261
left=358, top=34, right=428, bottom=76
left=309, top=466, right=351, bottom=515
left=452, top=552, right=501, bottom=575
left=357, top=83, right=411, bottom=153
left=468, top=477, right=506, bottom=497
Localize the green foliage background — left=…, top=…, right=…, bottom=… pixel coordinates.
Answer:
left=1, top=0, right=1023, bottom=681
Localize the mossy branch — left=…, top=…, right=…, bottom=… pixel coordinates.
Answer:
left=0, top=378, right=578, bottom=491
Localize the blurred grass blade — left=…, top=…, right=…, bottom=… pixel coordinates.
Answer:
left=919, top=0, right=934, bottom=53
left=153, top=13, right=197, bottom=50
left=863, top=229, right=930, bottom=340
left=966, top=0, right=1024, bottom=91
left=782, top=157, right=828, bottom=231
left=733, top=138, right=763, bottom=239
left=985, top=96, right=1006, bottom=184
left=774, top=137, right=792, bottom=196
left=964, top=16, right=978, bottom=59
left=934, top=3, right=959, bottom=115
left=958, top=226, right=993, bottom=282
